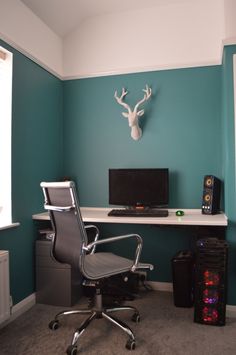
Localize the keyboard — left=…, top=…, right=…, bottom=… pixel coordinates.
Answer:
left=108, top=209, right=169, bottom=217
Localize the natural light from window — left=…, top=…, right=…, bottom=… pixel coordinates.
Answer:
left=0, top=46, right=13, bottom=228
left=234, top=55, right=236, bottom=200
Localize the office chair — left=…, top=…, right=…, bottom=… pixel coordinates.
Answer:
left=40, top=181, right=153, bottom=355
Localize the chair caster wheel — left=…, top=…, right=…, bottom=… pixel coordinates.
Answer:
left=48, top=320, right=59, bottom=330
left=66, top=345, right=78, bottom=355
left=126, top=339, right=136, bottom=350
left=132, top=312, right=140, bottom=323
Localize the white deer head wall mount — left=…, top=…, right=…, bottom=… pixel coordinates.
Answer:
left=114, top=85, right=152, bottom=141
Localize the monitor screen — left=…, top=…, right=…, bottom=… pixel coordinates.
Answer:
left=109, top=168, right=169, bottom=208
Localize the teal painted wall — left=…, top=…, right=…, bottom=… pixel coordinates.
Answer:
left=63, top=66, right=223, bottom=285
left=222, top=45, right=236, bottom=304
left=2, top=38, right=236, bottom=305
left=0, top=39, right=63, bottom=304
left=63, top=67, right=222, bottom=207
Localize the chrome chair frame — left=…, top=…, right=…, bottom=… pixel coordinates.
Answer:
left=41, top=181, right=153, bottom=355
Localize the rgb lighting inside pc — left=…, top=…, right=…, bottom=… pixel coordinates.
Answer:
left=202, top=288, right=219, bottom=304
left=194, top=238, right=228, bottom=326
left=202, top=306, right=219, bottom=324
left=203, top=270, right=220, bottom=286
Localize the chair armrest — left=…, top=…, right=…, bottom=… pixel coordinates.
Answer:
left=84, top=234, right=143, bottom=272
left=84, top=225, right=99, bottom=254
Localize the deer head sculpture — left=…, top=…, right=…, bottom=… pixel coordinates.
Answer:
left=114, top=85, right=152, bottom=141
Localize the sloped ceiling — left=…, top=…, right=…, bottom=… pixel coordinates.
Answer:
left=20, top=0, right=194, bottom=38
left=1, top=0, right=225, bottom=78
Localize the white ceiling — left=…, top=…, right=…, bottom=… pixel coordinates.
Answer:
left=20, top=0, right=192, bottom=38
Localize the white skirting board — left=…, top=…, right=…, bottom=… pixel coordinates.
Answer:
left=147, top=280, right=173, bottom=292
left=1, top=283, right=236, bottom=329
left=0, top=293, right=35, bottom=329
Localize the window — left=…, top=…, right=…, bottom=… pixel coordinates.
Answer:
left=0, top=46, right=13, bottom=228
left=234, top=55, right=236, bottom=200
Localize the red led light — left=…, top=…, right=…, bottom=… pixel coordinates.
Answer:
left=202, top=306, right=218, bottom=323
left=203, top=270, right=220, bottom=286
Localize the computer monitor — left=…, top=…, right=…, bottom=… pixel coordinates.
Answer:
left=109, top=168, right=169, bottom=209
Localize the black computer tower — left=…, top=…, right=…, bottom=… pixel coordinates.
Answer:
left=194, top=238, right=228, bottom=326
left=172, top=250, right=194, bottom=307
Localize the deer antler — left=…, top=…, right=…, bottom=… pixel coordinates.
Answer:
left=134, top=85, right=152, bottom=112
left=114, top=85, right=152, bottom=140
left=114, top=88, right=131, bottom=113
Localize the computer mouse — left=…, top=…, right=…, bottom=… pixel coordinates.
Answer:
left=176, top=210, right=184, bottom=216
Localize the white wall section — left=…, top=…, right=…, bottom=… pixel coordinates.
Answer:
left=224, top=0, right=236, bottom=44
left=1, top=0, right=236, bottom=79
left=0, top=0, right=63, bottom=78
left=63, top=0, right=224, bottom=78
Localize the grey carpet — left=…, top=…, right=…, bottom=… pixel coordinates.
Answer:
left=0, top=291, right=236, bottom=355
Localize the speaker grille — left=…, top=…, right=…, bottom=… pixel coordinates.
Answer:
left=205, top=177, right=214, bottom=188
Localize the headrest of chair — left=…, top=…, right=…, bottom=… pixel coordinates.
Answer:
left=40, top=181, right=75, bottom=189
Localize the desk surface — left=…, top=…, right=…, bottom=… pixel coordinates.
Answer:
left=32, top=208, right=228, bottom=226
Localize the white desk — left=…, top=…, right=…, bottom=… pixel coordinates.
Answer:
left=32, top=208, right=228, bottom=227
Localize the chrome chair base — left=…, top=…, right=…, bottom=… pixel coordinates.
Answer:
left=49, top=291, right=139, bottom=354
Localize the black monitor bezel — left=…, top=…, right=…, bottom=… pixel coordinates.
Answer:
left=108, top=168, right=169, bottom=208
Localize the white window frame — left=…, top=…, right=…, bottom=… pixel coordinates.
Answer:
left=234, top=55, right=236, bottom=201
left=0, top=46, right=19, bottom=230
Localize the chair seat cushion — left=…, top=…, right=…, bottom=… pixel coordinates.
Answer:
left=83, top=252, right=135, bottom=280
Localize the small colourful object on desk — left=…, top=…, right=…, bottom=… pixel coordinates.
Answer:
left=176, top=210, right=184, bottom=217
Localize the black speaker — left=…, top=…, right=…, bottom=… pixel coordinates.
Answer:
left=202, top=175, right=221, bottom=215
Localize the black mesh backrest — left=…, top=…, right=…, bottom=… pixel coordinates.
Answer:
left=41, top=182, right=88, bottom=272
